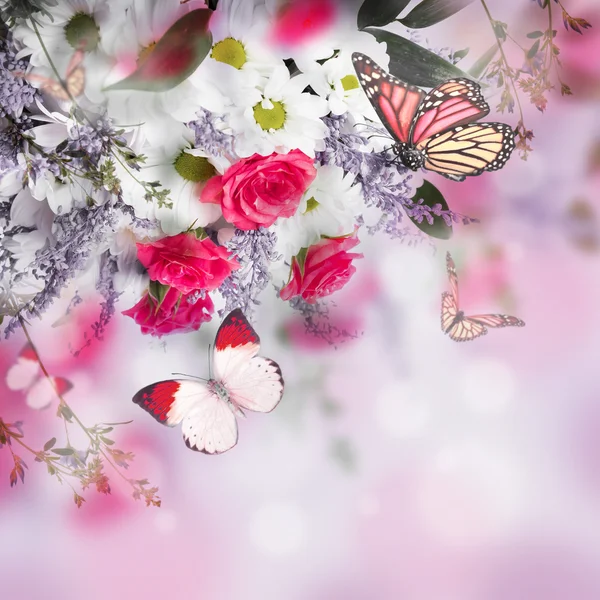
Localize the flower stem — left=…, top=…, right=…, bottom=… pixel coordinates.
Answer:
left=16, top=316, right=143, bottom=493
left=479, top=0, right=526, bottom=124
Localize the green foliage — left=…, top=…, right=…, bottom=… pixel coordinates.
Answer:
left=365, top=28, right=473, bottom=87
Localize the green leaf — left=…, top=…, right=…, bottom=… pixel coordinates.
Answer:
left=365, top=28, right=473, bottom=87
left=357, top=0, right=411, bottom=29
left=104, top=9, right=212, bottom=92
left=100, top=436, right=115, bottom=446
left=59, top=404, right=74, bottom=422
left=468, top=43, right=498, bottom=79
left=43, top=437, right=57, bottom=452
left=148, top=280, right=171, bottom=311
left=527, top=39, right=541, bottom=59
left=399, top=0, right=475, bottom=29
left=295, top=247, right=308, bottom=277
left=407, top=180, right=453, bottom=239
left=452, top=47, right=470, bottom=62
left=52, top=447, right=75, bottom=456
left=527, top=30, right=544, bottom=38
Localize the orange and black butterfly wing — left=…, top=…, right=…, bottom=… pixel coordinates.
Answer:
left=410, top=78, right=490, bottom=146
left=352, top=53, right=425, bottom=145
left=468, top=314, right=525, bottom=328
left=446, top=317, right=488, bottom=342
left=419, top=122, right=516, bottom=181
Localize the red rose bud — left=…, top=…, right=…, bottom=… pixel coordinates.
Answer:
left=280, top=230, right=363, bottom=303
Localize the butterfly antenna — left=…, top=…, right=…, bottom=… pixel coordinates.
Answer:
left=171, top=372, right=209, bottom=382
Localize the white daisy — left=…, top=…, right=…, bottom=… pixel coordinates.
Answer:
left=227, top=65, right=328, bottom=157
left=303, top=50, right=377, bottom=118
left=107, top=214, right=150, bottom=295
left=2, top=230, right=48, bottom=272
left=13, top=0, right=114, bottom=106
left=118, top=129, right=228, bottom=235
left=186, top=0, right=284, bottom=117
left=274, top=164, right=363, bottom=259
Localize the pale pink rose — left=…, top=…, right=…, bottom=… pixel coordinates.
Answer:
left=122, top=287, right=214, bottom=337
left=136, top=233, right=239, bottom=295
left=201, top=150, right=317, bottom=230
left=280, top=231, right=363, bottom=303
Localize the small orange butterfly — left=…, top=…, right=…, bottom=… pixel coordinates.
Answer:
left=15, top=49, right=85, bottom=101
left=441, top=252, right=525, bottom=342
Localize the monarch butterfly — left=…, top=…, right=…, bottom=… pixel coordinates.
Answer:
left=352, top=53, right=515, bottom=182
left=442, top=252, right=525, bottom=342
left=14, top=49, right=85, bottom=101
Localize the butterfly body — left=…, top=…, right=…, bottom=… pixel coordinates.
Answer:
left=352, top=53, right=515, bottom=181
left=441, top=253, right=524, bottom=342
left=133, top=309, right=283, bottom=454
left=396, top=142, right=425, bottom=170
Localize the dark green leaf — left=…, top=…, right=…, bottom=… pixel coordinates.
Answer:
left=527, top=30, right=544, bottom=38
left=399, top=0, right=475, bottom=29
left=104, top=9, right=212, bottom=92
left=148, top=280, right=170, bottom=310
left=100, top=436, right=115, bottom=446
left=493, top=22, right=507, bottom=41
left=452, top=47, right=470, bottom=62
left=52, top=447, right=75, bottom=456
left=527, top=39, right=541, bottom=59
left=43, top=437, right=57, bottom=451
left=55, top=140, right=68, bottom=154
left=101, top=420, right=134, bottom=426
left=407, top=180, right=453, bottom=239
left=365, top=28, right=473, bottom=87
left=357, top=0, right=411, bottom=29
left=59, top=404, right=73, bottom=422
left=468, top=43, right=498, bottom=79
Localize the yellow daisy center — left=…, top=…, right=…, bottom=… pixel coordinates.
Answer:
left=64, top=12, right=100, bottom=52
left=341, top=74, right=359, bottom=91
left=211, top=38, right=247, bottom=69
left=174, top=152, right=216, bottom=183
left=253, top=100, right=286, bottom=131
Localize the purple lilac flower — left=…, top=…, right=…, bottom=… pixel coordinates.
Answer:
left=188, top=109, right=235, bottom=159
left=0, top=38, right=37, bottom=119
left=287, top=295, right=359, bottom=347
left=317, top=116, right=475, bottom=238
left=4, top=199, right=119, bottom=337
left=218, top=228, right=281, bottom=319
left=67, top=116, right=122, bottom=165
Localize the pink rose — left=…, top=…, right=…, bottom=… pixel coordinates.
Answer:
left=201, top=150, right=317, bottom=230
left=136, top=233, right=239, bottom=295
left=280, top=231, right=363, bottom=304
left=122, top=287, right=214, bottom=337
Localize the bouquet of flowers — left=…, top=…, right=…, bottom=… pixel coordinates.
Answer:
left=0, top=0, right=590, bottom=505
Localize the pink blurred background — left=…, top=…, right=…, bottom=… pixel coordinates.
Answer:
left=2, top=1, right=600, bottom=598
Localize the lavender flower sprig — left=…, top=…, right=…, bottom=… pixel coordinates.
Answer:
left=218, top=228, right=282, bottom=319
left=317, top=116, right=475, bottom=239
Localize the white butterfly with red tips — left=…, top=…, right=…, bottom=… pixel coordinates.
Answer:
left=6, top=343, right=73, bottom=409
left=132, top=309, right=284, bottom=454
left=442, top=252, right=525, bottom=342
